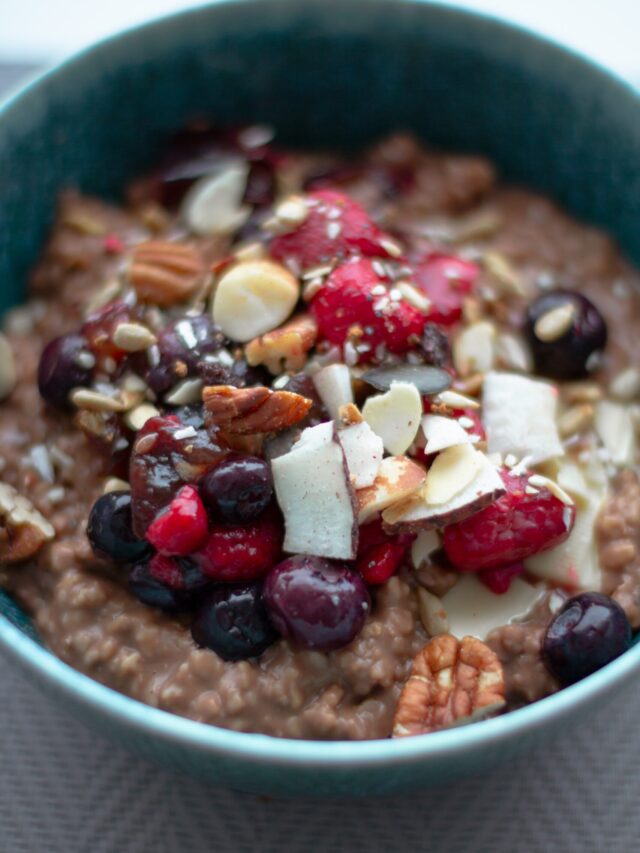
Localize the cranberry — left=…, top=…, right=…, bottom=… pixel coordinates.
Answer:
left=145, top=484, right=208, bottom=556
left=129, top=558, right=202, bottom=612
left=146, top=315, right=227, bottom=395
left=357, top=541, right=407, bottom=585
left=263, top=554, right=370, bottom=651
left=477, top=562, right=524, bottom=595
left=311, top=257, right=425, bottom=357
left=87, top=491, right=150, bottom=563
left=525, top=290, right=608, bottom=380
left=271, top=189, right=393, bottom=270
left=442, top=471, right=575, bottom=571
left=191, top=582, right=277, bottom=661
left=199, top=455, right=273, bottom=523
left=418, top=322, right=451, bottom=367
left=194, top=507, right=283, bottom=582
left=147, top=553, right=210, bottom=593
left=129, top=415, right=226, bottom=537
left=543, top=592, right=631, bottom=685
left=82, top=300, right=135, bottom=362
left=412, top=254, right=479, bottom=326
left=37, top=333, right=94, bottom=409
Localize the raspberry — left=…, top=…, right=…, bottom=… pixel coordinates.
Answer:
left=146, top=484, right=208, bottom=556
left=194, top=507, right=283, bottom=582
left=443, top=471, right=576, bottom=571
left=270, top=189, right=392, bottom=270
left=357, top=541, right=407, bottom=585
left=311, top=257, right=425, bottom=357
left=412, top=254, right=479, bottom=326
left=478, top=562, right=524, bottom=594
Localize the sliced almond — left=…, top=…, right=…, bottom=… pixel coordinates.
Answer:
left=362, top=381, right=422, bottom=455
left=594, top=400, right=636, bottom=467
left=70, top=388, right=126, bottom=413
left=181, top=160, right=250, bottom=235
left=609, top=367, right=640, bottom=402
left=357, top=456, right=426, bottom=524
left=421, top=414, right=474, bottom=455
left=442, top=574, right=543, bottom=640
left=422, top=444, right=483, bottom=506
left=417, top=588, right=449, bottom=637
left=212, top=260, right=299, bottom=343
left=452, top=320, right=496, bottom=377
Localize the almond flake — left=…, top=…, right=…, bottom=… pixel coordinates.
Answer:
left=422, top=444, right=482, bottom=505
left=362, top=382, right=422, bottom=455
left=164, top=378, right=204, bottom=406
left=533, top=302, right=576, bottom=342
left=70, top=388, right=126, bottom=413
left=181, top=161, right=251, bottom=235
left=421, top=414, right=473, bottom=455
left=453, top=320, right=496, bottom=377
left=434, top=390, right=480, bottom=410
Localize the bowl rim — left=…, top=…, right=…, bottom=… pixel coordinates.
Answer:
left=1, top=0, right=639, bottom=768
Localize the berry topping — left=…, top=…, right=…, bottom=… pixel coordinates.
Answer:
left=263, top=554, right=370, bottom=651
left=129, top=559, right=202, bottom=611
left=146, top=484, right=208, bottom=556
left=37, top=333, right=94, bottom=409
left=357, top=541, right=407, bottom=585
left=311, top=257, right=426, bottom=357
left=270, top=189, right=392, bottom=270
left=543, top=592, right=631, bottom=685
left=442, top=471, right=576, bottom=571
left=412, top=254, right=479, bottom=326
left=129, top=415, right=225, bottom=537
left=199, top=455, right=273, bottom=523
left=524, top=290, right=608, bottom=380
left=477, top=562, right=524, bottom=595
left=194, top=507, right=283, bottom=582
left=147, top=553, right=210, bottom=592
left=191, top=582, right=278, bottom=661
left=87, top=491, right=150, bottom=563
left=146, top=315, right=226, bottom=395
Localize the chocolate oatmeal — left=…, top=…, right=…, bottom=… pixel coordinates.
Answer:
left=0, top=127, right=638, bottom=740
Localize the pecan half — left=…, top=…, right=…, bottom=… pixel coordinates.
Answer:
left=203, top=385, right=312, bottom=435
left=128, top=241, right=205, bottom=306
left=392, top=634, right=505, bottom=737
left=244, top=314, right=318, bottom=375
left=0, top=483, right=55, bottom=564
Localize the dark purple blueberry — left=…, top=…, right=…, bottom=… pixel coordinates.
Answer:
left=129, top=559, right=200, bottom=612
left=146, top=315, right=227, bottom=395
left=87, top=491, right=150, bottom=563
left=191, top=582, right=277, bottom=661
left=525, top=290, right=607, bottom=380
left=200, top=455, right=273, bottom=523
left=37, top=333, right=93, bottom=408
left=419, top=322, right=451, bottom=368
left=263, top=555, right=370, bottom=651
left=147, top=553, right=211, bottom=593
left=543, top=592, right=631, bottom=685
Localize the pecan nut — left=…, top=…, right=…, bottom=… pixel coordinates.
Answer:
left=128, top=241, right=205, bottom=306
left=244, top=314, right=318, bottom=375
left=0, top=483, right=55, bottom=564
left=392, top=634, right=505, bottom=737
left=203, top=385, right=312, bottom=435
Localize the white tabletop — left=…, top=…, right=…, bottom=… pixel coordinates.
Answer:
left=1, top=3, right=639, bottom=849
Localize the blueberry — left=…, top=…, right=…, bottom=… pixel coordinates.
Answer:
left=199, top=455, right=273, bottom=523
left=525, top=290, right=607, bottom=380
left=129, top=557, right=206, bottom=612
left=147, top=315, right=227, bottom=395
left=87, top=491, right=150, bottom=563
left=37, top=333, right=94, bottom=408
left=263, top=555, right=370, bottom=651
left=191, top=582, right=277, bottom=660
left=543, top=592, right=631, bottom=685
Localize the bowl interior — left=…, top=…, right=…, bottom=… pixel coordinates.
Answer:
left=0, top=0, right=640, bottom=787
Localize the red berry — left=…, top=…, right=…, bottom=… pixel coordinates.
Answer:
left=270, top=189, right=392, bottom=270
left=443, top=471, right=576, bottom=572
left=412, top=254, right=479, bottom=326
left=357, top=541, right=407, bottom=585
left=146, top=484, right=208, bottom=556
left=103, top=234, right=124, bottom=254
left=194, top=508, right=283, bottom=582
left=148, top=554, right=185, bottom=587
left=311, top=257, right=425, bottom=357
left=478, top=562, right=524, bottom=595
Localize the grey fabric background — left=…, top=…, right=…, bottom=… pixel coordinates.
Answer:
left=1, top=64, right=639, bottom=852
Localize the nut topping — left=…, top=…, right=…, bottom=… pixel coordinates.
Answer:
left=203, top=385, right=312, bottom=435
left=392, top=634, right=506, bottom=737
left=129, top=241, right=205, bottom=306
left=0, top=482, right=55, bottom=564
left=245, top=314, right=318, bottom=374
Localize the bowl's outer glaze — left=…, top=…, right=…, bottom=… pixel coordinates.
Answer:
left=0, top=0, right=639, bottom=795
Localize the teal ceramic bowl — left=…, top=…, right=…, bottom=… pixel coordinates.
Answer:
left=1, top=0, right=640, bottom=796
